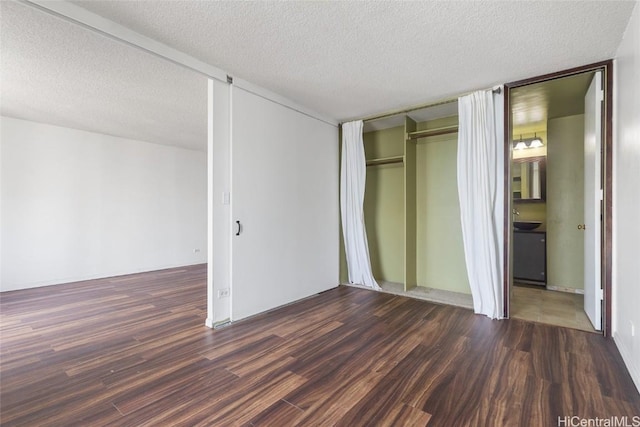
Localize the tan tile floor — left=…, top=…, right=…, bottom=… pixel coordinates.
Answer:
left=511, top=284, right=598, bottom=333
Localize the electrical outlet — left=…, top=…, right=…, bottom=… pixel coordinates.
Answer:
left=193, top=248, right=201, bottom=254
left=218, top=288, right=230, bottom=299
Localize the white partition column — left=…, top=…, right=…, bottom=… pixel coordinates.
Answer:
left=229, top=86, right=339, bottom=321
left=206, top=78, right=232, bottom=327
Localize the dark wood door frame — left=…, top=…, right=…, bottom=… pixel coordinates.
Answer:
left=503, top=60, right=613, bottom=337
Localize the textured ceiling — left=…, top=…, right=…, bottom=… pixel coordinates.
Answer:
left=1, top=1, right=635, bottom=151
left=71, top=0, right=635, bottom=122
left=0, top=1, right=207, bottom=151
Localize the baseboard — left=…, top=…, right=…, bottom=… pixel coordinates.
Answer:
left=1, top=262, right=206, bottom=293
left=546, top=285, right=584, bottom=294
left=613, top=333, right=640, bottom=394
left=206, top=318, right=231, bottom=329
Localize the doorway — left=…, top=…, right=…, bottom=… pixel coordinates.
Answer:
left=503, top=61, right=613, bottom=336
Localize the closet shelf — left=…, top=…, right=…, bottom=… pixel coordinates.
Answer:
left=366, top=155, right=404, bottom=167
left=407, top=125, right=458, bottom=140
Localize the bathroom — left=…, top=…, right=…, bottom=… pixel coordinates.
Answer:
left=509, top=71, right=599, bottom=332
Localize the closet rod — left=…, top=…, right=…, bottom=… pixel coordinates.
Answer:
left=366, top=157, right=404, bottom=167
left=349, top=86, right=502, bottom=125
left=408, top=125, right=458, bottom=140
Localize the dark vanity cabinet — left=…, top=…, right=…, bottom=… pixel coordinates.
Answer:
left=513, top=230, right=546, bottom=284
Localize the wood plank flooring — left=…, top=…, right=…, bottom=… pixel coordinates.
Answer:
left=1, top=264, right=639, bottom=426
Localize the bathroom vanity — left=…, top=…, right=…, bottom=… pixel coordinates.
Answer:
left=513, top=230, right=547, bottom=285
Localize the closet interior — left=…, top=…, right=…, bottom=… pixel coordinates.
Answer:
left=362, top=103, right=471, bottom=297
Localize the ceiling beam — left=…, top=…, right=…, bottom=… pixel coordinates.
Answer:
left=21, top=0, right=228, bottom=82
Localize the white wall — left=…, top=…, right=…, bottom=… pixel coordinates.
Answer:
left=0, top=116, right=207, bottom=291
left=613, top=1, right=640, bottom=391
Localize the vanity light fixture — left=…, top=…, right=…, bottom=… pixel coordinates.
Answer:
left=529, top=133, right=544, bottom=148
left=514, top=135, right=527, bottom=150
left=513, top=133, right=544, bottom=150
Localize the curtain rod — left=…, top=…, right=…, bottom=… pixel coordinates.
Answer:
left=345, top=86, right=502, bottom=125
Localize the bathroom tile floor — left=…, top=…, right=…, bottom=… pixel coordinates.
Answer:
left=511, top=284, right=597, bottom=333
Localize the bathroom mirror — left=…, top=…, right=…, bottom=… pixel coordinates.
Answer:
left=512, top=156, right=546, bottom=202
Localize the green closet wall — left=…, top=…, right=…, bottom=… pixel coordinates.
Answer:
left=547, top=114, right=585, bottom=291
left=415, top=117, right=470, bottom=294
left=357, top=116, right=471, bottom=295
left=363, top=126, right=405, bottom=284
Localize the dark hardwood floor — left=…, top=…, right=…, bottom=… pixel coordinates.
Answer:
left=1, top=265, right=638, bottom=426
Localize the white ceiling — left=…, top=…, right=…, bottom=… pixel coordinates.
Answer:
left=1, top=1, right=636, bottom=151
left=0, top=1, right=207, bottom=151
left=70, top=0, right=635, bottom=122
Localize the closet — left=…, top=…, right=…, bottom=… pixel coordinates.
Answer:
left=363, top=111, right=470, bottom=295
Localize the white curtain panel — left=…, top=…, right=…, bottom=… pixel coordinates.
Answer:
left=340, top=120, right=381, bottom=290
left=457, top=89, right=504, bottom=319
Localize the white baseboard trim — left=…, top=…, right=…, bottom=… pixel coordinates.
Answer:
left=613, top=333, right=640, bottom=394
left=205, top=318, right=231, bottom=329
left=1, top=262, right=207, bottom=293
left=546, top=285, right=584, bottom=294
